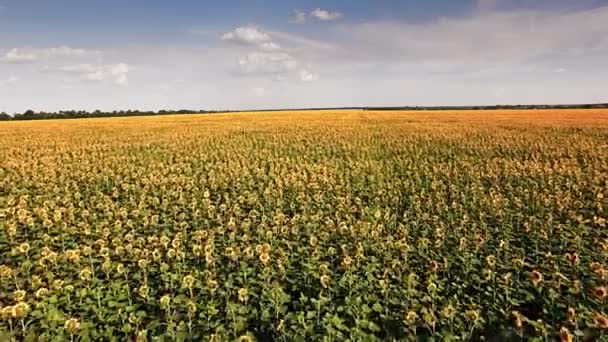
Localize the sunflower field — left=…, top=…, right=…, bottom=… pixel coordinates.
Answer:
left=1, top=109, right=607, bottom=341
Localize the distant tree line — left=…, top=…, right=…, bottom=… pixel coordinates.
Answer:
left=362, top=103, right=608, bottom=111
left=1, top=103, right=607, bottom=121
left=0, top=109, right=225, bottom=121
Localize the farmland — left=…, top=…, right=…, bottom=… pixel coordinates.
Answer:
left=1, top=109, right=607, bottom=341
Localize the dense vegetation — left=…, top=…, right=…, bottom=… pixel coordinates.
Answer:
left=1, top=110, right=607, bottom=341
left=1, top=103, right=607, bottom=121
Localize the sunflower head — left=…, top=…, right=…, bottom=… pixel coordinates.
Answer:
left=64, top=318, right=80, bottom=334
left=530, top=270, right=543, bottom=287
left=592, top=286, right=607, bottom=300
left=594, top=313, right=608, bottom=330
left=560, top=327, right=573, bottom=342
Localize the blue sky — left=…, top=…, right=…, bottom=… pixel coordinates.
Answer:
left=1, top=0, right=607, bottom=112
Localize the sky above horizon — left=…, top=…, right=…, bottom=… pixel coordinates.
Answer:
left=1, top=0, right=607, bottom=113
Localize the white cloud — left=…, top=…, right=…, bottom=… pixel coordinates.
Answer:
left=251, top=87, right=266, bottom=96
left=221, top=26, right=271, bottom=45
left=344, top=6, right=608, bottom=65
left=259, top=42, right=281, bottom=51
left=51, top=63, right=131, bottom=85
left=299, top=69, right=319, bottom=82
left=238, top=52, right=297, bottom=75
left=222, top=25, right=322, bottom=82
left=310, top=8, right=343, bottom=21
left=0, top=76, right=18, bottom=87
left=57, top=64, right=97, bottom=73
left=1, top=48, right=38, bottom=63
left=0, top=46, right=97, bottom=64
left=289, top=10, right=307, bottom=24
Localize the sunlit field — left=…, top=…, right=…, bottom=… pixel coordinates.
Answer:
left=1, top=109, right=607, bottom=341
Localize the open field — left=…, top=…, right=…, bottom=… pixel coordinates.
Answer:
left=1, top=109, right=608, bottom=341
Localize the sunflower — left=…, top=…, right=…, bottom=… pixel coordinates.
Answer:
left=182, top=274, right=196, bottom=289
left=13, top=290, right=26, bottom=302
left=259, top=252, right=271, bottom=265
left=238, top=288, right=249, bottom=303
left=530, top=270, right=543, bottom=287
left=64, top=318, right=80, bottom=334
left=559, top=327, right=573, bottom=342
left=567, top=307, right=576, bottom=324
left=405, top=311, right=418, bottom=324
left=594, top=313, right=608, bottom=329
left=592, top=286, right=607, bottom=300
left=511, top=311, right=523, bottom=329
left=159, top=295, right=171, bottom=309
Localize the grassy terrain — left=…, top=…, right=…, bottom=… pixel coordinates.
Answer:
left=1, top=109, right=607, bottom=341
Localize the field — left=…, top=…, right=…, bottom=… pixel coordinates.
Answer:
left=1, top=109, right=607, bottom=341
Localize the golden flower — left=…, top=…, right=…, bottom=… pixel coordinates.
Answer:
left=486, top=255, right=496, bottom=268
left=0, top=265, right=14, bottom=278
left=82, top=246, right=92, bottom=256
left=1, top=306, right=14, bottom=320
left=116, top=263, right=125, bottom=275
left=567, top=307, right=576, bottom=324
left=343, top=255, right=353, bottom=267
left=259, top=252, right=270, bottom=265
left=101, top=260, right=112, bottom=273
left=530, top=270, right=543, bottom=287
left=206, top=279, right=219, bottom=291
left=35, top=287, right=49, bottom=299
left=511, top=258, right=525, bottom=268
left=511, top=311, right=523, bottom=329
left=564, top=253, right=580, bottom=266
left=159, top=295, right=171, bottom=308
left=320, top=274, right=331, bottom=289
left=236, top=335, right=253, bottom=342
left=64, top=318, right=80, bottom=334
left=136, top=330, right=148, bottom=342
left=138, top=284, right=149, bottom=298
left=18, top=242, right=30, bottom=254
left=309, top=236, right=318, bottom=246
left=430, top=260, right=440, bottom=272
left=464, top=310, right=479, bottom=323
left=441, top=304, right=457, bottom=319
left=12, top=302, right=30, bottom=319
left=238, top=288, right=249, bottom=303
left=52, top=280, right=64, bottom=291
left=560, top=327, right=573, bottom=342
left=405, top=311, right=418, bottom=324
left=13, top=290, right=26, bottom=302
left=592, top=286, right=607, bottom=300
left=79, top=267, right=93, bottom=281
left=182, top=275, right=196, bottom=289
left=570, top=280, right=582, bottom=294
left=186, top=300, right=197, bottom=315
left=594, top=313, right=608, bottom=329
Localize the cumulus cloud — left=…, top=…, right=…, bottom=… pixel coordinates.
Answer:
left=0, top=76, right=19, bottom=87
left=344, top=6, right=608, bottom=65
left=299, top=69, right=319, bottom=82
left=310, top=8, right=343, bottom=21
left=221, top=26, right=271, bottom=45
left=222, top=25, right=321, bottom=81
left=238, top=52, right=297, bottom=75
left=1, top=48, right=38, bottom=63
left=0, top=46, right=96, bottom=64
left=52, top=63, right=131, bottom=85
left=289, top=10, right=307, bottom=24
